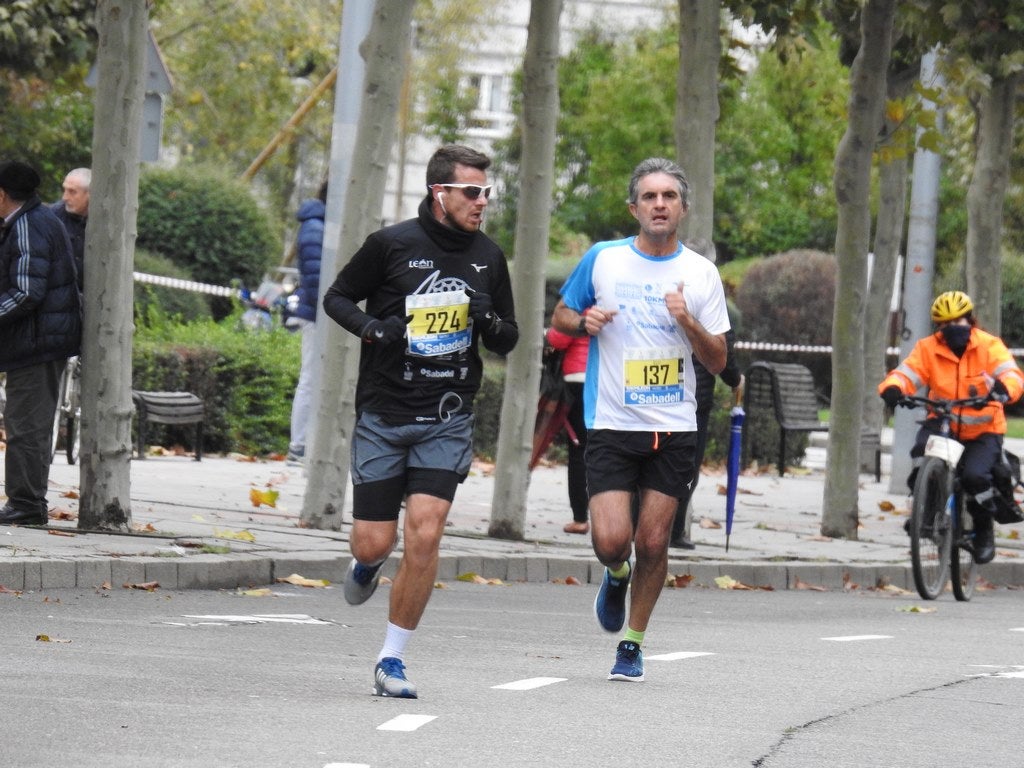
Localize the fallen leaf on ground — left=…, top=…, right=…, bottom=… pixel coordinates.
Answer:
left=898, top=605, right=937, bottom=613
left=716, top=484, right=760, bottom=496
left=667, top=573, right=695, bottom=588
left=699, top=517, right=721, bottom=529
left=0, top=585, right=22, bottom=595
left=793, top=576, right=827, bottom=591
left=433, top=581, right=448, bottom=589
left=131, top=522, right=156, bottom=533
left=878, top=500, right=896, bottom=512
left=238, top=588, right=272, bottom=597
left=275, top=574, right=329, bottom=588
left=49, top=507, right=76, bottom=520
left=715, top=575, right=755, bottom=590
left=249, top=488, right=279, bottom=508
left=47, top=529, right=75, bottom=538
left=35, top=634, right=71, bottom=643
left=99, top=581, right=112, bottom=590
left=60, top=489, right=80, bottom=499
left=456, top=572, right=504, bottom=585
left=877, top=583, right=913, bottom=595
left=842, top=573, right=860, bottom=590
left=123, top=581, right=160, bottom=591
left=551, top=576, right=582, bottom=585
left=213, top=528, right=256, bottom=542
left=1008, top=530, right=1020, bottom=540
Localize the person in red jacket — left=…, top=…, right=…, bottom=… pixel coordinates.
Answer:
left=545, top=322, right=590, bottom=533
left=879, top=290, right=1024, bottom=563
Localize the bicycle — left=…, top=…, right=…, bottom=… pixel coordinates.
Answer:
left=50, top=356, right=81, bottom=465
left=897, top=391, right=1024, bottom=601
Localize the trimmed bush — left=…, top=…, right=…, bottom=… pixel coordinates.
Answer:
left=133, top=310, right=299, bottom=455
left=136, top=167, right=279, bottom=317
left=734, top=249, right=836, bottom=393
left=134, top=249, right=212, bottom=323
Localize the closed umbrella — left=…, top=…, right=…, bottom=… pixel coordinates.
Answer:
left=725, top=380, right=745, bottom=552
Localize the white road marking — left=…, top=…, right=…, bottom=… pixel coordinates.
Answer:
left=646, top=651, right=715, bottom=661
left=179, top=614, right=333, bottom=625
left=1010, top=627, right=1024, bottom=632
left=491, top=677, right=567, bottom=690
left=966, top=665, right=1024, bottom=678
left=377, top=714, right=437, bottom=731
left=821, top=634, right=893, bottom=642
left=323, top=764, right=370, bottom=768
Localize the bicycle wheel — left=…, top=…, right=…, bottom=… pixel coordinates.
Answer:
left=49, top=366, right=70, bottom=463
left=951, top=499, right=978, bottom=602
left=65, top=412, right=80, bottom=465
left=910, top=457, right=953, bottom=599
left=64, top=361, right=81, bottom=465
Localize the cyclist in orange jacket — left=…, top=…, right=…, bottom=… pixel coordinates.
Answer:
left=879, top=291, right=1024, bottom=563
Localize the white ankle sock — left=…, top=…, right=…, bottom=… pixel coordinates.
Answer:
left=378, top=622, right=414, bottom=662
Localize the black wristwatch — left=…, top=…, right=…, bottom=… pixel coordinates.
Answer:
left=577, top=316, right=587, bottom=335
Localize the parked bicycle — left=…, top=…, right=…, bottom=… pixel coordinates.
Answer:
left=50, top=356, right=81, bottom=465
left=897, top=391, right=1024, bottom=601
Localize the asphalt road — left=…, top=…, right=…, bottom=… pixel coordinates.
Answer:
left=2, top=582, right=1022, bottom=767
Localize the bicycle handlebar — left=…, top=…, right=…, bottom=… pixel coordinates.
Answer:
left=896, top=392, right=992, bottom=416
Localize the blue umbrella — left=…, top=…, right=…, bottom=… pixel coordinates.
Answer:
left=725, top=385, right=745, bottom=552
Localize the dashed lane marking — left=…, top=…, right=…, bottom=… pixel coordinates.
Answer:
left=821, top=635, right=893, bottom=642
left=646, top=651, right=715, bottom=661
left=491, top=677, right=567, bottom=690
left=377, top=714, right=438, bottom=732
left=171, top=614, right=334, bottom=626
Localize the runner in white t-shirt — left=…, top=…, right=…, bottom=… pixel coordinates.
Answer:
left=552, top=157, right=729, bottom=683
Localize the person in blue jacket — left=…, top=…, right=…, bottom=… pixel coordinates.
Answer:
left=285, top=179, right=326, bottom=465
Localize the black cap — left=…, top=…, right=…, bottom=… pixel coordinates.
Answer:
left=0, top=160, right=41, bottom=200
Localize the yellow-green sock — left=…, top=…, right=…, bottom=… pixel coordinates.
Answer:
left=624, top=628, right=644, bottom=645
left=609, top=561, right=630, bottom=579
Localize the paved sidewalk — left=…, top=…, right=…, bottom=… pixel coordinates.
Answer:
left=2, top=442, right=1024, bottom=593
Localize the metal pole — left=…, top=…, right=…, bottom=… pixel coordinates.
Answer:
left=889, top=48, right=944, bottom=493
left=302, top=1, right=371, bottom=515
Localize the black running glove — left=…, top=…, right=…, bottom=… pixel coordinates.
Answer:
left=880, top=386, right=902, bottom=410
left=362, top=316, right=407, bottom=345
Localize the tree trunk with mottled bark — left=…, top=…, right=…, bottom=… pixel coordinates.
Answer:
left=823, top=0, right=895, bottom=539
left=489, top=0, right=563, bottom=540
left=78, top=0, right=148, bottom=531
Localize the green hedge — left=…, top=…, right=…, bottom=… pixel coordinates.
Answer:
left=133, top=310, right=299, bottom=455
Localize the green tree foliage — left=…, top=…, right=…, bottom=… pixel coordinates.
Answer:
left=0, top=0, right=95, bottom=74
left=0, top=68, right=93, bottom=197
left=136, top=167, right=279, bottom=307
left=716, top=28, right=848, bottom=261
left=152, top=0, right=341, bottom=215
left=494, top=17, right=850, bottom=261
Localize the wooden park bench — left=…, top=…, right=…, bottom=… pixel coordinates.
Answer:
left=742, top=361, right=880, bottom=479
left=132, top=390, right=205, bottom=461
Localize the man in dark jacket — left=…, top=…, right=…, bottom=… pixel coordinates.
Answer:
left=0, top=160, right=82, bottom=525
left=323, top=145, right=517, bottom=699
left=51, top=167, right=90, bottom=290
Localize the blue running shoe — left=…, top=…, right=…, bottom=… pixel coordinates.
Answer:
left=344, top=558, right=383, bottom=605
left=594, top=562, right=630, bottom=633
left=374, top=657, right=418, bottom=698
left=608, top=640, right=644, bottom=682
